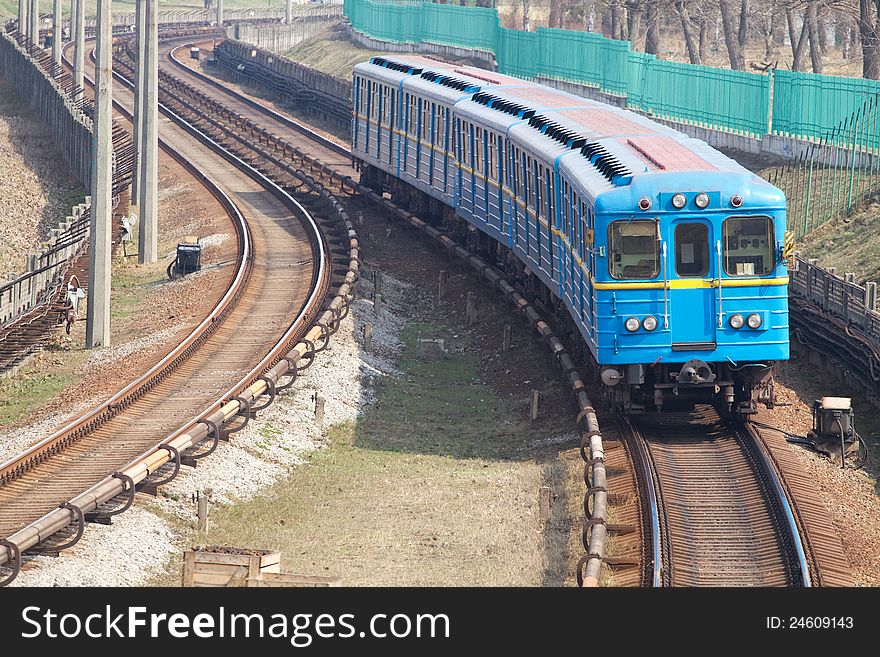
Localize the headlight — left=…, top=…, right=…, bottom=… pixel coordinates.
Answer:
left=642, top=315, right=658, bottom=331
left=638, top=197, right=652, bottom=211
left=671, top=193, right=687, bottom=209
left=730, top=194, right=743, bottom=208
left=694, top=192, right=710, bottom=209
left=625, top=317, right=641, bottom=332
left=747, top=313, right=762, bottom=329
left=729, top=314, right=744, bottom=329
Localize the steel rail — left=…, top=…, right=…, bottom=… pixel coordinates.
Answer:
left=125, top=38, right=615, bottom=585
left=165, top=38, right=350, bottom=158
left=740, top=422, right=812, bottom=587
left=0, top=31, right=359, bottom=577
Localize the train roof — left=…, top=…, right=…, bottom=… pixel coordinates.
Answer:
left=354, top=57, right=784, bottom=208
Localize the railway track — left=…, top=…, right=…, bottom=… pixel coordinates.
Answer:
left=1, top=30, right=853, bottom=587
left=627, top=408, right=806, bottom=586
left=156, top=41, right=860, bottom=587
left=0, top=32, right=359, bottom=585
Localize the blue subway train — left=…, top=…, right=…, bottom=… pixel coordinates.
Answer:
left=352, top=55, right=790, bottom=414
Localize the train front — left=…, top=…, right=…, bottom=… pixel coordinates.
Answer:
left=593, top=168, right=790, bottom=415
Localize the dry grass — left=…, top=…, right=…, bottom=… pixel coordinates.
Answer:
left=193, top=315, right=582, bottom=586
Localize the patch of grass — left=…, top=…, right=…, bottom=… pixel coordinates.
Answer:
left=0, top=349, right=88, bottom=426
left=197, top=316, right=573, bottom=586
left=110, top=262, right=166, bottom=320
left=357, top=320, right=570, bottom=459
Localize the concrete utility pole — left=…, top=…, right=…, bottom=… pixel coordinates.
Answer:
left=18, top=0, right=28, bottom=41
left=29, top=0, right=38, bottom=48
left=216, top=0, right=224, bottom=27
left=72, top=0, right=84, bottom=100
left=138, top=0, right=158, bottom=264
left=86, top=0, right=113, bottom=349
left=52, top=0, right=61, bottom=67
left=132, top=0, right=147, bottom=201
left=286, top=0, right=292, bottom=25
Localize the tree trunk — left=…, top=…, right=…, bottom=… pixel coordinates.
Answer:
left=817, top=7, right=828, bottom=53
left=738, top=0, right=748, bottom=48
left=522, top=0, right=530, bottom=31
left=786, top=9, right=808, bottom=72
left=674, top=1, right=701, bottom=64
left=611, top=0, right=621, bottom=39
left=626, top=1, right=641, bottom=42
left=859, top=0, right=880, bottom=79
left=549, top=0, right=561, bottom=28
left=699, top=16, right=708, bottom=62
left=645, top=1, right=660, bottom=54
left=719, top=0, right=746, bottom=69
left=806, top=1, right=823, bottom=73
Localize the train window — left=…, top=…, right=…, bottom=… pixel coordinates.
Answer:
left=723, top=216, right=774, bottom=276
left=422, top=101, right=431, bottom=141
left=488, top=133, right=496, bottom=179
left=675, top=223, right=710, bottom=277
left=609, top=220, right=660, bottom=280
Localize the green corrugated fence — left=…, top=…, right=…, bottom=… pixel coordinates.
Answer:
left=344, top=0, right=880, bottom=142
left=772, top=69, right=880, bottom=140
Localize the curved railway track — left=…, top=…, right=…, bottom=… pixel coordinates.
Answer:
left=0, top=29, right=853, bottom=587
left=154, top=39, right=858, bottom=587
left=0, top=33, right=360, bottom=585
left=626, top=408, right=809, bottom=586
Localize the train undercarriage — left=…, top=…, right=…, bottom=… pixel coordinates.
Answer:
left=360, top=163, right=777, bottom=418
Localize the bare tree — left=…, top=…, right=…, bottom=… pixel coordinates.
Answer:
left=645, top=1, right=661, bottom=53
left=858, top=0, right=880, bottom=79
left=699, top=11, right=711, bottom=61
left=674, top=0, right=703, bottom=63
left=719, top=0, right=747, bottom=68
left=626, top=0, right=643, bottom=42
left=523, top=0, right=531, bottom=31
left=611, top=0, right=623, bottom=39
left=549, top=0, right=563, bottom=28
left=786, top=7, right=809, bottom=71
left=806, top=1, right=823, bottom=73
left=738, top=0, right=748, bottom=47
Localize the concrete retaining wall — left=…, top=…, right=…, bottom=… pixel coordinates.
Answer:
left=0, top=31, right=92, bottom=188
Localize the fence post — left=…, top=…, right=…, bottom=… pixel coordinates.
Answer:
left=866, top=282, right=877, bottom=313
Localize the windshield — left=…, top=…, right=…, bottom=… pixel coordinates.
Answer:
left=723, top=216, right=774, bottom=276
left=609, top=220, right=660, bottom=279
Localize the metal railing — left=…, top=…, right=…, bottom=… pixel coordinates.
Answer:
left=790, top=257, right=880, bottom=341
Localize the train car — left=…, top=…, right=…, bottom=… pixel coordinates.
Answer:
left=352, top=57, right=790, bottom=415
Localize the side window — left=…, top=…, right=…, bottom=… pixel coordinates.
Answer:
left=535, top=163, right=543, bottom=216
left=609, top=220, right=660, bottom=280
left=488, top=132, right=496, bottom=179
left=674, top=223, right=710, bottom=277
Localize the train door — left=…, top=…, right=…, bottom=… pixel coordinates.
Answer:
left=670, top=220, right=717, bottom=350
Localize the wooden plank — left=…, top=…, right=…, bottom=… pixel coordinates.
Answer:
left=193, top=572, right=243, bottom=586
left=226, top=566, right=249, bottom=588
left=247, top=554, right=262, bottom=582
left=193, top=552, right=260, bottom=566
left=182, top=550, right=195, bottom=587
left=260, top=551, right=282, bottom=567
left=193, top=562, right=246, bottom=575
left=248, top=573, right=342, bottom=588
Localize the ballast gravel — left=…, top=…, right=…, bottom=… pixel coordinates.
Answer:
left=8, top=268, right=408, bottom=586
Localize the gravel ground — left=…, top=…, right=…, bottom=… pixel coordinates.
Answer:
left=0, top=402, right=94, bottom=463
left=760, top=360, right=880, bottom=586
left=8, top=269, right=406, bottom=586
left=10, top=507, right=178, bottom=587
left=0, top=77, right=80, bottom=277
